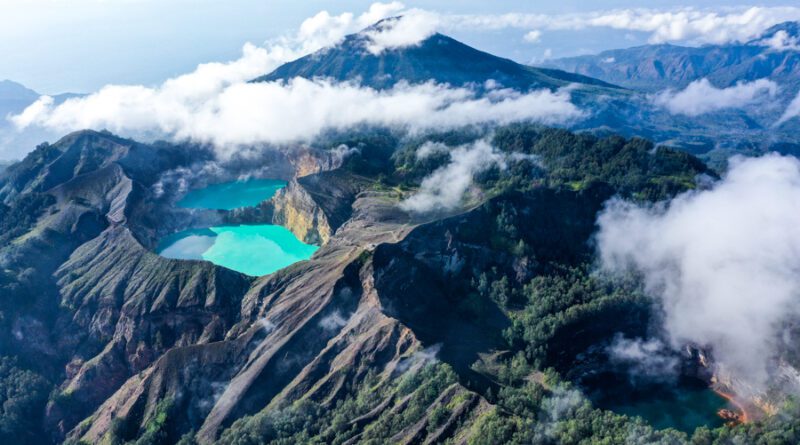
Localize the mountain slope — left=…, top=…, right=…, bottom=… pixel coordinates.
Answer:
left=255, top=26, right=620, bottom=92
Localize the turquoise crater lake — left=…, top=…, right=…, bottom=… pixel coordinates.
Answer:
left=178, top=178, right=287, bottom=210
left=158, top=180, right=318, bottom=276
left=157, top=225, right=318, bottom=276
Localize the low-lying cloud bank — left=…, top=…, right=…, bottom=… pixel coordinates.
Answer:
left=13, top=77, right=581, bottom=157
left=597, top=154, right=800, bottom=389
left=652, top=78, right=778, bottom=117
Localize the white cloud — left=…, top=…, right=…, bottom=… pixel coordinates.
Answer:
left=757, top=30, right=800, bottom=52
left=533, top=387, right=585, bottom=441
left=280, top=4, right=800, bottom=51
left=445, top=7, right=800, bottom=46
left=608, top=336, right=679, bottom=383
left=8, top=95, right=54, bottom=129
left=10, top=1, right=589, bottom=159
left=777, top=90, right=800, bottom=127
left=259, top=318, right=276, bottom=333
left=362, top=9, right=440, bottom=54
left=13, top=75, right=582, bottom=158
left=280, top=2, right=407, bottom=58
left=319, top=310, right=352, bottom=331
left=400, top=140, right=504, bottom=214
left=358, top=1, right=406, bottom=26
left=597, top=154, right=800, bottom=389
left=394, top=344, right=441, bottom=375
left=523, top=30, right=542, bottom=44
left=7, top=2, right=795, bottom=159
left=415, top=141, right=449, bottom=159
left=577, top=7, right=798, bottom=45
left=652, top=78, right=778, bottom=117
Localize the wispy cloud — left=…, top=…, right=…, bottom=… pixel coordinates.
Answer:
left=400, top=140, right=505, bottom=214
left=523, top=30, right=542, bottom=44
left=305, top=4, right=800, bottom=55
left=608, top=335, right=679, bottom=384
left=338, top=4, right=800, bottom=51
left=442, top=6, right=800, bottom=45
left=399, top=140, right=541, bottom=214
left=777, top=90, right=800, bottom=127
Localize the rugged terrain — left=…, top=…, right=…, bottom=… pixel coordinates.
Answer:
left=3, top=19, right=800, bottom=445
left=3, top=121, right=798, bottom=445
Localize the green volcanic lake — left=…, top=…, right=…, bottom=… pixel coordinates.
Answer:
left=604, top=386, right=727, bottom=433
left=159, top=180, right=317, bottom=276
left=178, top=178, right=286, bottom=210
left=157, top=225, right=318, bottom=276
left=586, top=371, right=729, bottom=434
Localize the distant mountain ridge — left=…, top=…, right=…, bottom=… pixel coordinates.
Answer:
left=0, top=80, right=82, bottom=162
left=545, top=21, right=800, bottom=93
left=0, top=80, right=40, bottom=107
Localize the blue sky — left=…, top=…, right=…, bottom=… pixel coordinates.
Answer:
left=1, top=1, right=797, bottom=93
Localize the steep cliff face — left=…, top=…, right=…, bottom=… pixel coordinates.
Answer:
left=270, top=179, right=332, bottom=245
left=219, top=149, right=360, bottom=247
left=267, top=169, right=366, bottom=246
left=287, top=146, right=348, bottom=178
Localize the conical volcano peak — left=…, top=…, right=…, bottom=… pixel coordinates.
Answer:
left=253, top=24, right=618, bottom=92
